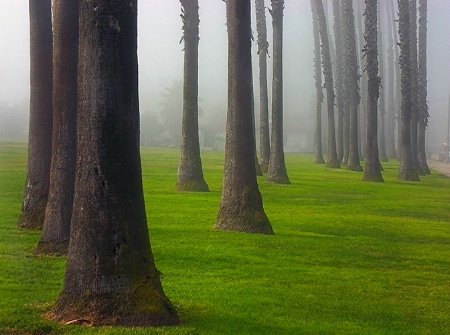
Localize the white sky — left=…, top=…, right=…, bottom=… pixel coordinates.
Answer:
left=0, top=0, right=449, bottom=147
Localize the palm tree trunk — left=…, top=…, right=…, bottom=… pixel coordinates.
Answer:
left=377, top=3, right=388, bottom=163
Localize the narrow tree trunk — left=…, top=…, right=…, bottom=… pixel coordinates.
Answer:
left=35, top=0, right=79, bottom=255
left=342, top=0, right=362, bottom=172
left=215, top=0, right=273, bottom=235
left=17, top=0, right=53, bottom=229
left=315, top=0, right=340, bottom=168
left=363, top=0, right=384, bottom=182
left=255, top=0, right=271, bottom=172
left=377, top=3, right=388, bottom=163
left=50, top=1, right=180, bottom=325
left=267, top=0, right=290, bottom=183
left=311, top=0, right=325, bottom=164
left=385, top=0, right=398, bottom=159
left=176, top=0, right=209, bottom=191
left=417, top=0, right=430, bottom=174
left=397, top=0, right=420, bottom=181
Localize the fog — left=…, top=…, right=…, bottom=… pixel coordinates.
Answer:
left=0, top=1, right=449, bottom=154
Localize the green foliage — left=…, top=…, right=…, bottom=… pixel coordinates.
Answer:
left=1, top=144, right=450, bottom=334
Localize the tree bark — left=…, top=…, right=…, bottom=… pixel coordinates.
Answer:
left=311, top=0, right=325, bottom=164
left=17, top=0, right=53, bottom=229
left=215, top=0, right=273, bottom=235
left=267, top=0, right=290, bottom=183
left=397, top=0, right=420, bottom=181
left=417, top=0, right=430, bottom=174
left=315, top=0, right=340, bottom=168
left=362, top=0, right=384, bottom=182
left=35, top=0, right=79, bottom=255
left=377, top=3, right=388, bottom=163
left=255, top=0, right=271, bottom=172
left=342, top=0, right=362, bottom=172
left=176, top=0, right=209, bottom=191
left=50, top=1, right=180, bottom=325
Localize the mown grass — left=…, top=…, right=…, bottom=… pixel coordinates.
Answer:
left=1, top=143, right=450, bottom=335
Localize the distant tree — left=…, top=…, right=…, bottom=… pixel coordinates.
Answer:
left=409, top=0, right=422, bottom=174
left=35, top=0, right=79, bottom=255
left=314, top=0, right=340, bottom=168
left=17, top=0, right=53, bottom=229
left=255, top=0, right=271, bottom=172
left=362, top=0, right=384, bottom=182
left=160, top=80, right=183, bottom=147
left=417, top=0, right=430, bottom=174
left=342, top=0, right=362, bottom=171
left=215, top=0, right=273, bottom=235
left=267, top=0, right=290, bottom=183
left=332, top=0, right=344, bottom=162
left=176, top=0, right=209, bottom=192
left=310, top=0, right=325, bottom=164
left=385, top=0, right=398, bottom=159
left=397, top=0, right=420, bottom=181
left=50, top=1, right=180, bottom=325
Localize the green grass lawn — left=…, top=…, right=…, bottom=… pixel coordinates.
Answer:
left=1, top=143, right=450, bottom=335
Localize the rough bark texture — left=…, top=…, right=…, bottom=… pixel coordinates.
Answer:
left=255, top=0, right=271, bottom=173
left=34, top=0, right=79, bottom=255
left=50, top=1, right=180, bottom=326
left=417, top=0, right=430, bottom=174
left=332, top=0, right=344, bottom=162
left=362, top=0, right=384, bottom=182
left=267, top=0, right=290, bottom=183
left=377, top=4, right=388, bottom=163
left=17, top=0, right=53, bottom=229
left=311, top=0, right=325, bottom=164
left=397, top=0, right=420, bottom=181
left=385, top=0, right=398, bottom=159
left=215, top=0, right=273, bottom=235
left=342, top=0, right=362, bottom=172
left=176, top=0, right=209, bottom=192
left=315, top=0, right=340, bottom=168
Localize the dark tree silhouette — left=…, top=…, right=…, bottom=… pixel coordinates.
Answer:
left=17, top=0, right=53, bottom=229
left=311, top=0, right=325, bottom=164
left=215, top=0, right=273, bottom=235
left=35, top=0, right=79, bottom=255
left=377, top=4, right=388, bottom=163
left=255, top=0, right=271, bottom=173
left=267, top=0, right=290, bottom=183
left=397, top=0, right=420, bottom=181
left=50, top=1, right=179, bottom=325
left=315, top=0, right=340, bottom=168
left=176, top=0, right=209, bottom=192
left=362, top=0, right=384, bottom=182
left=417, top=0, right=430, bottom=174
left=342, top=0, right=362, bottom=171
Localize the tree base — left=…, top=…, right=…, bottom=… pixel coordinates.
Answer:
left=176, top=179, right=209, bottom=192
left=34, top=241, right=68, bottom=256
left=267, top=174, right=290, bottom=184
left=17, top=203, right=46, bottom=230
left=259, top=164, right=269, bottom=174
left=398, top=168, right=420, bottom=181
left=326, top=159, right=341, bottom=168
left=314, top=157, right=326, bottom=164
left=347, top=164, right=363, bottom=172
left=215, top=209, right=274, bottom=235
left=362, top=173, right=384, bottom=182
left=49, top=287, right=180, bottom=327
left=255, top=162, right=263, bottom=176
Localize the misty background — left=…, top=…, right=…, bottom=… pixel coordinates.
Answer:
left=0, top=1, right=449, bottom=154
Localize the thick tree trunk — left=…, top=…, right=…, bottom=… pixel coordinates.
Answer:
left=315, top=0, right=340, bottom=168
left=17, top=0, right=53, bottom=229
left=397, top=0, right=420, bottom=181
left=342, top=0, right=362, bottom=172
left=377, top=4, right=388, bottom=163
left=417, top=0, right=430, bottom=174
left=267, top=0, right=290, bottom=184
left=362, top=0, right=384, bottom=182
left=215, top=0, right=273, bottom=235
left=35, top=0, right=79, bottom=255
left=50, top=1, right=180, bottom=326
left=255, top=0, right=271, bottom=172
left=310, top=0, right=325, bottom=164
left=177, top=0, right=209, bottom=191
